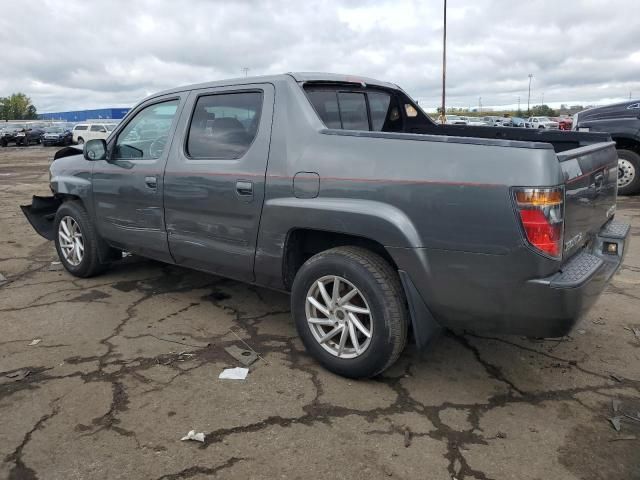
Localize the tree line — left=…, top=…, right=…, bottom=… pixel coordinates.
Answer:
left=1, top=93, right=38, bottom=120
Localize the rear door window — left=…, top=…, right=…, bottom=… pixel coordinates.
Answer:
left=186, top=91, right=263, bottom=159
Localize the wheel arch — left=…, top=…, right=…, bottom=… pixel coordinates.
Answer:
left=256, top=197, right=422, bottom=290
left=612, top=135, right=640, bottom=154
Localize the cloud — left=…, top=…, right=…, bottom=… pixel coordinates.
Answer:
left=0, top=0, right=638, bottom=112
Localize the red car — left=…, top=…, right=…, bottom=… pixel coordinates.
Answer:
left=552, top=116, right=573, bottom=130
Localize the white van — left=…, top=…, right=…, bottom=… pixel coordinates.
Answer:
left=72, top=123, right=117, bottom=144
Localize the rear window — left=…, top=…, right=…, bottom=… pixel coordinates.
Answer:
left=74, top=125, right=88, bottom=131
left=304, top=86, right=403, bottom=132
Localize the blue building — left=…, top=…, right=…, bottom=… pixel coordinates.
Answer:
left=39, top=107, right=130, bottom=122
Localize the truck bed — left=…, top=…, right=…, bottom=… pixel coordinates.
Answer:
left=410, top=123, right=611, bottom=153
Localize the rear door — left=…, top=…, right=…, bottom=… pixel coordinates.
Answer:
left=163, top=83, right=275, bottom=282
left=92, top=95, right=184, bottom=262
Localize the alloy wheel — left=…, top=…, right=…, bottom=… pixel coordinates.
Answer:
left=305, top=275, right=373, bottom=359
left=58, top=216, right=84, bottom=266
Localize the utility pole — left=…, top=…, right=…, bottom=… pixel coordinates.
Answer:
left=440, top=0, right=447, bottom=124
left=541, top=92, right=544, bottom=105
left=241, top=67, right=249, bottom=77
left=478, top=96, right=482, bottom=114
left=517, top=96, right=520, bottom=113
left=527, top=74, right=533, bottom=116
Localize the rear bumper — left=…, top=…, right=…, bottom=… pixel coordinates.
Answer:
left=520, top=221, right=630, bottom=336
left=389, top=221, right=630, bottom=339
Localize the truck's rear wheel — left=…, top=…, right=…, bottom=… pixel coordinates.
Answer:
left=291, top=246, right=408, bottom=378
left=54, top=201, right=109, bottom=277
left=617, top=149, right=640, bottom=195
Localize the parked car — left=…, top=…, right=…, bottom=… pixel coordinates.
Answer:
left=465, top=117, right=489, bottom=126
left=527, top=116, right=559, bottom=129
left=482, top=116, right=502, bottom=126
left=498, top=117, right=512, bottom=127
left=511, top=117, right=532, bottom=128
left=1, top=123, right=44, bottom=146
left=573, top=100, right=640, bottom=195
left=41, top=125, right=73, bottom=146
left=445, top=115, right=467, bottom=125
left=16, top=124, right=46, bottom=146
left=21, top=73, right=628, bottom=378
left=0, top=123, right=25, bottom=146
left=72, top=123, right=117, bottom=144
left=552, top=116, right=573, bottom=131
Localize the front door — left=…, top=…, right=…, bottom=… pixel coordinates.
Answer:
left=92, top=96, right=183, bottom=262
left=163, top=84, right=274, bottom=282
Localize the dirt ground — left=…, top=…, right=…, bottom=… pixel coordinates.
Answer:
left=0, top=146, right=639, bottom=480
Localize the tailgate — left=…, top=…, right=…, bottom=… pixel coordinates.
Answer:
left=559, top=141, right=618, bottom=258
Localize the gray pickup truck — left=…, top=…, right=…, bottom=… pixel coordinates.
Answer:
left=22, top=73, right=630, bottom=378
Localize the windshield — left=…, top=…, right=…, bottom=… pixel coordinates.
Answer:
left=45, top=126, right=64, bottom=133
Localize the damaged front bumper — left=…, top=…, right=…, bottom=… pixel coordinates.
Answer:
left=20, top=195, right=62, bottom=240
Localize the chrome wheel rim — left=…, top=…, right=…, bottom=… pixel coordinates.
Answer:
left=58, top=216, right=84, bottom=266
left=305, top=275, right=373, bottom=359
left=618, top=158, right=636, bottom=188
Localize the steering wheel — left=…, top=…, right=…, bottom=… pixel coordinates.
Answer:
left=149, top=136, right=167, bottom=159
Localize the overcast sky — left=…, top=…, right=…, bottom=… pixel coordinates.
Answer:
left=1, top=0, right=638, bottom=113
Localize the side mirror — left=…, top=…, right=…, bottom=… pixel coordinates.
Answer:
left=83, top=139, right=107, bottom=161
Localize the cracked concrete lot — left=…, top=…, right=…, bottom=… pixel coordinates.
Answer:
left=1, top=146, right=639, bottom=480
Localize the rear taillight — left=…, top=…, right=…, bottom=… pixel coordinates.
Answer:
left=513, top=186, right=564, bottom=258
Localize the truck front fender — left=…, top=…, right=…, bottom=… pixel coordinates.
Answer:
left=20, top=196, right=62, bottom=240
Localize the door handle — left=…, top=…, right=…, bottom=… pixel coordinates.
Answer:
left=145, top=176, right=158, bottom=190
left=235, top=181, right=253, bottom=196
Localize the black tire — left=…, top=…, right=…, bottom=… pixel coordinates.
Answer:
left=291, top=246, right=408, bottom=378
left=53, top=201, right=109, bottom=277
left=77, top=137, right=84, bottom=145
left=616, top=149, right=640, bottom=196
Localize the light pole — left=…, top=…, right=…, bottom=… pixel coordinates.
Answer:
left=440, top=0, right=447, bottom=124
left=541, top=92, right=544, bottom=105
left=517, top=96, right=520, bottom=113
left=478, top=96, right=482, bottom=114
left=527, top=74, right=533, bottom=116
left=241, top=67, right=249, bottom=77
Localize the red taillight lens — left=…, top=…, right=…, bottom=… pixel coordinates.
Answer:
left=514, top=187, right=564, bottom=258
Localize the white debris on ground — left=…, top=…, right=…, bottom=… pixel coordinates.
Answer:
left=180, top=430, right=205, bottom=443
left=219, top=367, right=249, bottom=380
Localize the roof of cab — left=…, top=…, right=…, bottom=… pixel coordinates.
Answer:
left=147, top=72, right=399, bottom=100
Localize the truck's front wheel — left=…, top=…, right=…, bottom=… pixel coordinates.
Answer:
left=617, top=149, right=640, bottom=195
left=54, top=201, right=109, bottom=278
left=291, top=246, right=408, bottom=378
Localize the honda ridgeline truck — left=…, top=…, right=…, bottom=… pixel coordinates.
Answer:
left=22, top=73, right=629, bottom=378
